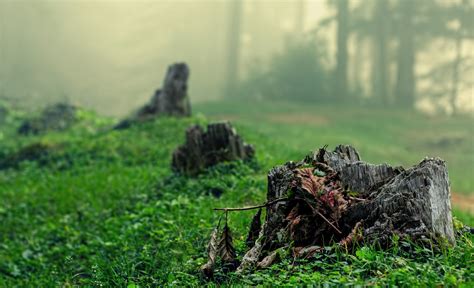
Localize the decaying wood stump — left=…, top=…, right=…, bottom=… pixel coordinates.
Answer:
left=172, top=122, right=255, bottom=175
left=0, top=142, right=57, bottom=170
left=18, top=103, right=77, bottom=135
left=115, top=63, right=191, bottom=129
left=237, top=145, right=455, bottom=272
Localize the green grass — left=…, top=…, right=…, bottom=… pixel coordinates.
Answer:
left=196, top=100, right=474, bottom=194
left=0, top=102, right=473, bottom=286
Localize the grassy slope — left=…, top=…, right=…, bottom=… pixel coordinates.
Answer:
left=196, top=100, right=474, bottom=195
left=0, top=103, right=472, bottom=286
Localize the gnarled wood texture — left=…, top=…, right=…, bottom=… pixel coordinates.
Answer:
left=172, top=122, right=255, bottom=175
left=137, top=62, right=191, bottom=118
left=238, top=145, right=455, bottom=272
left=115, top=63, right=191, bottom=129
left=18, top=103, right=77, bottom=135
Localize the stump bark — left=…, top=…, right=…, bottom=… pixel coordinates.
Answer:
left=238, top=145, right=455, bottom=272
left=171, top=122, right=255, bottom=175
left=115, top=63, right=191, bottom=129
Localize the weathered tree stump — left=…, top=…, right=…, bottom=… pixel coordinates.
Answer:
left=237, top=145, right=455, bottom=272
left=0, top=142, right=57, bottom=170
left=115, top=63, right=191, bottom=129
left=17, top=103, right=77, bottom=135
left=171, top=122, right=255, bottom=175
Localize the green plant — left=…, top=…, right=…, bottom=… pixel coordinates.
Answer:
left=0, top=104, right=472, bottom=286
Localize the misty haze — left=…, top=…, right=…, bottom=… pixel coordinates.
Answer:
left=0, top=0, right=473, bottom=286
left=2, top=0, right=472, bottom=115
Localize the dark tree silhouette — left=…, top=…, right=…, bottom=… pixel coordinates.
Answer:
left=334, top=0, right=349, bottom=101
left=372, top=0, right=389, bottom=105
left=394, top=0, right=416, bottom=108
left=449, top=0, right=472, bottom=115
left=225, top=0, right=243, bottom=97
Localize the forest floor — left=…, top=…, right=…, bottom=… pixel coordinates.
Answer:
left=198, top=100, right=474, bottom=195
left=199, top=102, right=474, bottom=214
left=0, top=101, right=472, bottom=286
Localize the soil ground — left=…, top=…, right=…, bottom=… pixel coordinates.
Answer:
left=451, top=193, right=474, bottom=213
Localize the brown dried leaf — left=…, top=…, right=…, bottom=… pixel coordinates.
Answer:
left=286, top=204, right=300, bottom=222
left=294, top=245, right=323, bottom=258
left=256, top=250, right=280, bottom=269
left=246, top=208, right=262, bottom=248
left=286, top=204, right=302, bottom=241
left=313, top=162, right=335, bottom=175
left=338, top=221, right=363, bottom=248
left=295, top=168, right=324, bottom=197
left=218, top=223, right=236, bottom=265
left=200, top=227, right=219, bottom=279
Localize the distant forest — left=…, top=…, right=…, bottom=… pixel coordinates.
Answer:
left=1, top=0, right=473, bottom=115
left=236, top=0, right=473, bottom=115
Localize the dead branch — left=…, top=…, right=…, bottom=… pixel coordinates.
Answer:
left=213, top=197, right=289, bottom=212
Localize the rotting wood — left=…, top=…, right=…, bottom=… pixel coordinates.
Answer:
left=172, top=122, right=255, bottom=175
left=18, top=103, right=77, bottom=135
left=213, top=197, right=288, bottom=212
left=200, top=227, right=219, bottom=279
left=115, top=63, right=191, bottom=129
left=233, top=144, right=456, bottom=272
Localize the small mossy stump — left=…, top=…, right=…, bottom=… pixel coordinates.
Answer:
left=115, top=63, right=191, bottom=129
left=237, top=145, right=455, bottom=272
left=172, top=122, right=255, bottom=175
left=0, top=142, right=56, bottom=170
left=18, top=103, right=77, bottom=135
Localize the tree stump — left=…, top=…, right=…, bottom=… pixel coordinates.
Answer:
left=0, top=142, right=56, bottom=170
left=238, top=145, right=455, bottom=272
left=115, top=63, right=191, bottom=129
left=17, top=103, right=77, bottom=135
left=171, top=122, right=255, bottom=175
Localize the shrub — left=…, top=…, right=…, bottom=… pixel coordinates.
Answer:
left=237, top=35, right=331, bottom=102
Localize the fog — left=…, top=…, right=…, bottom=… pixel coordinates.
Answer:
left=1, top=0, right=473, bottom=115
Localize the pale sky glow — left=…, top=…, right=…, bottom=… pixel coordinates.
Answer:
left=0, top=0, right=472, bottom=115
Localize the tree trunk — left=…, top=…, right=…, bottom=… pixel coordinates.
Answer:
left=351, top=35, right=365, bottom=98
left=115, top=63, right=191, bottom=129
left=450, top=27, right=463, bottom=116
left=238, top=145, right=455, bottom=272
left=139, top=63, right=191, bottom=118
left=335, top=0, right=349, bottom=101
left=225, top=0, right=243, bottom=98
left=395, top=0, right=416, bottom=109
left=372, top=0, right=389, bottom=105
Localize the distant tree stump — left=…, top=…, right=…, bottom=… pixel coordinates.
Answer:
left=172, top=122, right=255, bottom=175
left=0, top=142, right=57, bottom=170
left=238, top=145, right=455, bottom=272
left=17, top=103, right=77, bottom=135
left=115, top=63, right=191, bottom=129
